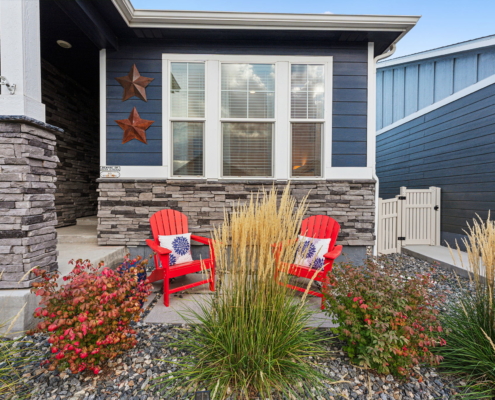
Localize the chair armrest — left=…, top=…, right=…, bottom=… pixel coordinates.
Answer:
left=323, top=245, right=343, bottom=261
left=146, top=239, right=172, bottom=255
left=191, top=234, right=213, bottom=245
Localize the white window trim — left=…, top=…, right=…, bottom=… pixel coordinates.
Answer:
left=162, top=54, right=333, bottom=180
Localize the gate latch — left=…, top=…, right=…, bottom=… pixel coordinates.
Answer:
left=434, top=205, right=439, bottom=211
left=398, top=196, right=406, bottom=200
left=398, top=237, right=406, bottom=241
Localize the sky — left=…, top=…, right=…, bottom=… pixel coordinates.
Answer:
left=131, top=0, right=495, bottom=59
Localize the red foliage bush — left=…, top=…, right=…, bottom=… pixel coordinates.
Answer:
left=29, top=257, right=151, bottom=374
left=325, top=257, right=446, bottom=377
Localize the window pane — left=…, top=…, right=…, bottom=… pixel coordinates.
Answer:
left=221, top=64, right=275, bottom=118
left=171, top=62, right=205, bottom=118
left=291, top=123, right=322, bottom=177
left=291, top=64, right=325, bottom=119
left=173, top=122, right=204, bottom=176
left=223, top=122, right=273, bottom=177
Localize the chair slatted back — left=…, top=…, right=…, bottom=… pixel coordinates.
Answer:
left=150, top=209, right=189, bottom=242
left=300, top=215, right=340, bottom=252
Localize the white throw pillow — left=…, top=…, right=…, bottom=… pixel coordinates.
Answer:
left=158, top=233, right=193, bottom=266
left=294, top=235, right=331, bottom=270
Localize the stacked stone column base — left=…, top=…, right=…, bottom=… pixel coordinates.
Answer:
left=0, top=119, right=60, bottom=334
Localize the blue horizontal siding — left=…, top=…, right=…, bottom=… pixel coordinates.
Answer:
left=106, top=41, right=368, bottom=168
left=377, top=82, right=495, bottom=237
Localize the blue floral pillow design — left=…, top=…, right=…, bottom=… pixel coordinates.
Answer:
left=158, top=233, right=193, bottom=266
left=294, top=235, right=331, bottom=270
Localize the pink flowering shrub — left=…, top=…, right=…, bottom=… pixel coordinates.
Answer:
left=29, top=257, right=151, bottom=374
left=325, top=257, right=446, bottom=377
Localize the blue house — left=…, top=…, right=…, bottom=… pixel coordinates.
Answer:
left=0, top=0, right=419, bottom=330
left=376, top=35, right=495, bottom=246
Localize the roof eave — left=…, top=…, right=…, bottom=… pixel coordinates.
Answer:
left=111, top=0, right=420, bottom=32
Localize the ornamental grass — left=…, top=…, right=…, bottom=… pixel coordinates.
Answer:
left=158, top=185, right=328, bottom=399
left=438, top=214, right=495, bottom=398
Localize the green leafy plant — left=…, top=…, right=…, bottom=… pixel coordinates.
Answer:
left=157, top=186, right=329, bottom=399
left=438, top=214, right=495, bottom=398
left=325, top=257, right=446, bottom=377
left=29, top=257, right=151, bottom=374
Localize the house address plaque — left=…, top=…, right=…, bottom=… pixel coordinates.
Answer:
left=100, top=166, right=121, bottom=178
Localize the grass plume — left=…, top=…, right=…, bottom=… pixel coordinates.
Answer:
left=439, top=213, right=495, bottom=398
left=157, top=185, right=329, bottom=399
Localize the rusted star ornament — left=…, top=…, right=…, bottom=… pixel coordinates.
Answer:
left=115, top=107, right=154, bottom=144
left=115, top=64, right=154, bottom=101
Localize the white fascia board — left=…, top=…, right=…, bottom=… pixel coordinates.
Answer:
left=376, top=73, right=495, bottom=136
left=112, top=0, right=419, bottom=32
left=378, top=35, right=495, bottom=69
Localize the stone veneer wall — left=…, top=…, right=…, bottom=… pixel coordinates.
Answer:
left=0, top=120, right=60, bottom=289
left=41, top=59, right=99, bottom=227
left=97, top=179, right=375, bottom=247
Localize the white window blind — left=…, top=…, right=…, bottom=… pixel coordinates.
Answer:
left=221, top=64, right=275, bottom=118
left=169, top=62, right=205, bottom=176
left=222, top=123, right=273, bottom=177
left=170, top=62, right=205, bottom=118
left=172, top=122, right=204, bottom=176
left=291, top=64, right=325, bottom=119
left=291, top=123, right=322, bottom=177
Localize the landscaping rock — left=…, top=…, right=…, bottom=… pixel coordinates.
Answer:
left=13, top=253, right=469, bottom=399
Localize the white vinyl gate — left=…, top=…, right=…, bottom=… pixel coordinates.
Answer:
left=378, top=186, right=441, bottom=254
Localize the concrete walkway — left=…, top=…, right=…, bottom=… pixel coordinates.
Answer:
left=57, top=216, right=127, bottom=277
left=402, top=245, right=471, bottom=278
left=143, top=273, right=337, bottom=328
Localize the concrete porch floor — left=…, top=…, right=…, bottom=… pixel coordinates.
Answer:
left=402, top=245, right=471, bottom=278
left=56, top=216, right=127, bottom=277
left=142, top=273, right=338, bottom=328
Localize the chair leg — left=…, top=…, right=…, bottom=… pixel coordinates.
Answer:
left=209, top=266, right=215, bottom=292
left=163, top=276, right=170, bottom=307
left=320, top=277, right=329, bottom=310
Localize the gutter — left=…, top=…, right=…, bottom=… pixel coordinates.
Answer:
left=111, top=0, right=420, bottom=32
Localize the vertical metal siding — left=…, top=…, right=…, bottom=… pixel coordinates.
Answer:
left=377, top=46, right=495, bottom=130
left=404, top=64, right=419, bottom=115
left=453, top=54, right=477, bottom=92
left=392, top=67, right=405, bottom=121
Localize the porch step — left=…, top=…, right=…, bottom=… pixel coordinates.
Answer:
left=57, top=243, right=127, bottom=277
left=57, top=225, right=98, bottom=244
left=56, top=217, right=127, bottom=278
left=76, top=216, right=97, bottom=226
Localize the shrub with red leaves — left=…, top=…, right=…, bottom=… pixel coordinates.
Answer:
left=29, top=257, right=151, bottom=374
left=325, top=257, right=447, bottom=378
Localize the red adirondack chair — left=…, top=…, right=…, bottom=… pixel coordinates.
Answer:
left=145, top=209, right=215, bottom=307
left=274, top=215, right=342, bottom=309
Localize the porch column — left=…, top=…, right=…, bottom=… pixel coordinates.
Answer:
left=0, top=0, right=45, bottom=121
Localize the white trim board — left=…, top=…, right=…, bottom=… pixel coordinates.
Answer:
left=111, top=0, right=419, bottom=32
left=376, top=73, right=495, bottom=136
left=99, top=49, right=107, bottom=166
left=378, top=35, right=495, bottom=69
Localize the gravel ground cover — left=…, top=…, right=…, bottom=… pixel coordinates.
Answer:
left=8, top=254, right=472, bottom=400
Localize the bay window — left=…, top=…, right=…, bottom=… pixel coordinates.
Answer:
left=164, top=55, right=332, bottom=179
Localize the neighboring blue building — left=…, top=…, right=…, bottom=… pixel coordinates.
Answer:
left=376, top=35, right=495, bottom=246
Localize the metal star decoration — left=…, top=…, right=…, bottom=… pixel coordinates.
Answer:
left=115, top=107, right=154, bottom=144
left=115, top=64, right=154, bottom=101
